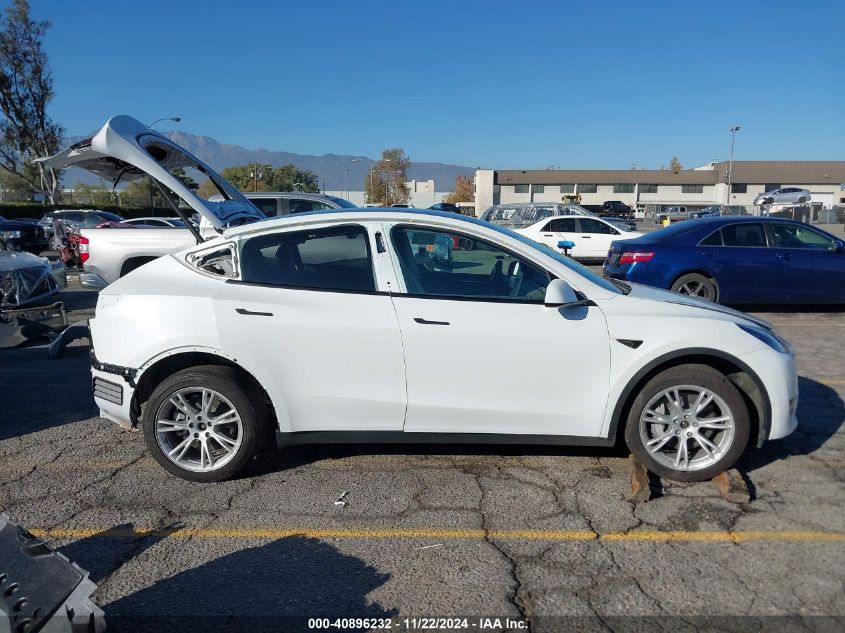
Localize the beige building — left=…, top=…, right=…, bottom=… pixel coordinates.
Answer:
left=473, top=161, right=845, bottom=216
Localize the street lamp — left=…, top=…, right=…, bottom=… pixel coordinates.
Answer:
left=148, top=116, right=182, bottom=128
left=352, top=158, right=392, bottom=205
left=727, top=126, right=740, bottom=204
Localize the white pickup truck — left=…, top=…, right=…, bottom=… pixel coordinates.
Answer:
left=40, top=122, right=353, bottom=289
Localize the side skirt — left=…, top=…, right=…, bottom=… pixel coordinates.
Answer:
left=275, top=430, right=615, bottom=450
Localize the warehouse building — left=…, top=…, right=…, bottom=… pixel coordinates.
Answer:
left=474, top=161, right=845, bottom=216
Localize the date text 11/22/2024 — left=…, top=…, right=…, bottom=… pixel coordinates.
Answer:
left=307, top=617, right=529, bottom=630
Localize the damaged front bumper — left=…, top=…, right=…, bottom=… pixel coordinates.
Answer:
left=90, top=345, right=137, bottom=429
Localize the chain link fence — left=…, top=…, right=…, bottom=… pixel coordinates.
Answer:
left=636, top=203, right=844, bottom=230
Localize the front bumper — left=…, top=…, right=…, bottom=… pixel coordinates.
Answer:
left=741, top=346, right=799, bottom=442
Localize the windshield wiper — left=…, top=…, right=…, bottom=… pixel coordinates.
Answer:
left=609, top=278, right=632, bottom=295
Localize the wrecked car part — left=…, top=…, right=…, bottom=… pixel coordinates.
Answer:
left=0, top=302, right=67, bottom=349
left=0, top=513, right=106, bottom=633
left=89, top=346, right=137, bottom=388
left=0, top=252, right=66, bottom=309
left=49, top=320, right=91, bottom=358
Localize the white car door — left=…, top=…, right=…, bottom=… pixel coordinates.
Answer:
left=213, top=223, right=406, bottom=432
left=531, top=217, right=583, bottom=257
left=575, top=217, right=624, bottom=259
left=388, top=224, right=611, bottom=438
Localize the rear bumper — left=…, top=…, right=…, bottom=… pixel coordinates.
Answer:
left=79, top=271, right=108, bottom=290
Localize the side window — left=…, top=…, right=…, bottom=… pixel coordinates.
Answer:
left=579, top=218, right=615, bottom=234
left=64, top=213, right=86, bottom=224
left=240, top=224, right=375, bottom=292
left=547, top=218, right=579, bottom=232
left=770, top=223, right=835, bottom=250
left=699, top=230, right=723, bottom=246
left=390, top=226, right=549, bottom=302
left=187, top=243, right=238, bottom=278
left=722, top=223, right=766, bottom=247
left=289, top=199, right=333, bottom=213
left=250, top=198, right=279, bottom=216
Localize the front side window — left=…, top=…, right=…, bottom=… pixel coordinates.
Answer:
left=240, top=224, right=375, bottom=292
left=391, top=226, right=549, bottom=302
left=579, top=218, right=617, bottom=235
left=722, top=223, right=767, bottom=247
left=250, top=198, right=279, bottom=216
left=769, top=223, right=835, bottom=250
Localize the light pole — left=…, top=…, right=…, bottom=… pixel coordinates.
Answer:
left=250, top=165, right=263, bottom=192
left=727, top=126, right=740, bottom=205
left=148, top=116, right=182, bottom=128
left=352, top=158, right=392, bottom=205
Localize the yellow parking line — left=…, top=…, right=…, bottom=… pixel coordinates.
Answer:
left=27, top=527, right=845, bottom=543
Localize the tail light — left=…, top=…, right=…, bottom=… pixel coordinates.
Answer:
left=618, top=251, right=654, bottom=264
left=78, top=235, right=90, bottom=263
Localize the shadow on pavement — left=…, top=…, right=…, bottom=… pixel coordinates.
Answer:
left=740, top=376, right=845, bottom=472
left=0, top=344, right=96, bottom=439
left=105, top=535, right=396, bottom=632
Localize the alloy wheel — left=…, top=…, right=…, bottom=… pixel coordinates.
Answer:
left=678, top=280, right=711, bottom=299
left=638, top=384, right=736, bottom=472
left=154, top=387, right=243, bottom=472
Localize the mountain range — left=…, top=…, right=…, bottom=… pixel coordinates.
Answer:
left=64, top=130, right=475, bottom=192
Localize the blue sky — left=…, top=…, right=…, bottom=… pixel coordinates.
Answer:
left=20, top=0, right=845, bottom=168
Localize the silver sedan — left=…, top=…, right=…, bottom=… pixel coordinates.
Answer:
left=753, top=187, right=811, bottom=206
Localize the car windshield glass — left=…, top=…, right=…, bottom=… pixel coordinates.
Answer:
left=326, top=195, right=356, bottom=208
left=484, top=222, right=622, bottom=294
left=97, top=211, right=123, bottom=222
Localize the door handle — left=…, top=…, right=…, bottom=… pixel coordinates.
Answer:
left=542, top=233, right=553, bottom=237
left=776, top=253, right=793, bottom=261
left=236, top=308, right=274, bottom=317
left=580, top=235, right=592, bottom=238
left=700, top=251, right=716, bottom=257
left=414, top=317, right=450, bottom=326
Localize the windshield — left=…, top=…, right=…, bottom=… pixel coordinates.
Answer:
left=326, top=195, right=357, bottom=208
left=484, top=222, right=622, bottom=294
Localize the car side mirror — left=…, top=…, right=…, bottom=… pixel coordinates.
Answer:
left=544, top=278, right=580, bottom=307
left=835, top=240, right=845, bottom=252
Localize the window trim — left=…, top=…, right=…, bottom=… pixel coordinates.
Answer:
left=236, top=222, right=378, bottom=294
left=389, top=223, right=552, bottom=304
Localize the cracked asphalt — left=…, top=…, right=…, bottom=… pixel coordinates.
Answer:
left=1, top=280, right=844, bottom=632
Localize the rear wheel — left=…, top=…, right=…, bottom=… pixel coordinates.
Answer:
left=798, top=196, right=808, bottom=203
left=142, top=365, right=267, bottom=482
left=625, top=364, right=750, bottom=481
left=670, top=273, right=718, bottom=302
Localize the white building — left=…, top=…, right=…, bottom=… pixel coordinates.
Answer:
left=324, top=179, right=447, bottom=207
left=474, top=161, right=845, bottom=216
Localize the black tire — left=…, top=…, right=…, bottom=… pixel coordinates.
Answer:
left=797, top=196, right=807, bottom=204
left=142, top=365, right=268, bottom=482
left=670, top=272, right=718, bottom=302
left=624, top=364, right=750, bottom=482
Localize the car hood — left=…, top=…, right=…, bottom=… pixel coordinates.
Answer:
left=35, top=116, right=265, bottom=231
left=624, top=282, right=774, bottom=330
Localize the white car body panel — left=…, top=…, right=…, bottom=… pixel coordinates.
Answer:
left=515, top=215, right=642, bottom=260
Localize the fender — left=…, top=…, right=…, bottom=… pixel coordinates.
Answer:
left=604, top=347, right=771, bottom=445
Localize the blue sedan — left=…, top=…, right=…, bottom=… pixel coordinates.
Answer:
left=603, top=217, right=845, bottom=304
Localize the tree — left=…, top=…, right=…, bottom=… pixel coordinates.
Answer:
left=196, top=178, right=219, bottom=199
left=669, top=156, right=683, bottom=172
left=268, top=164, right=318, bottom=192
left=220, top=163, right=318, bottom=193
left=444, top=175, right=474, bottom=204
left=365, top=148, right=410, bottom=205
left=0, top=0, right=63, bottom=203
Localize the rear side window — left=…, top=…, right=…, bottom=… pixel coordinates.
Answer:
left=240, top=224, right=375, bottom=292
left=250, top=198, right=279, bottom=216
left=545, top=218, right=579, bottom=232
left=289, top=199, right=333, bottom=213
left=722, top=223, right=766, bottom=247
left=699, top=230, right=723, bottom=246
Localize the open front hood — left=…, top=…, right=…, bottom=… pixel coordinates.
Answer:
left=36, top=116, right=265, bottom=231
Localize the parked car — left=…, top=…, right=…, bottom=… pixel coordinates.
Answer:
left=515, top=215, right=642, bottom=261
left=0, top=249, right=67, bottom=307
left=123, top=217, right=193, bottom=228
left=603, top=216, right=845, bottom=304
left=482, top=203, right=599, bottom=230
left=40, top=115, right=799, bottom=485
left=39, top=210, right=125, bottom=241
left=754, top=188, right=811, bottom=207
left=0, top=216, right=49, bottom=253
left=217, top=192, right=355, bottom=217
left=689, top=206, right=723, bottom=219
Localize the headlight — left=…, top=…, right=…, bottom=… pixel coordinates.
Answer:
left=1, top=230, right=22, bottom=239
left=737, top=323, right=792, bottom=354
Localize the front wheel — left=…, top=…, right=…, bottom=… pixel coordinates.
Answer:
left=142, top=365, right=267, bottom=482
left=671, top=273, right=718, bottom=302
left=624, top=364, right=750, bottom=481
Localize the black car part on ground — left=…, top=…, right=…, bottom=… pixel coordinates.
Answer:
left=0, top=513, right=105, bottom=633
